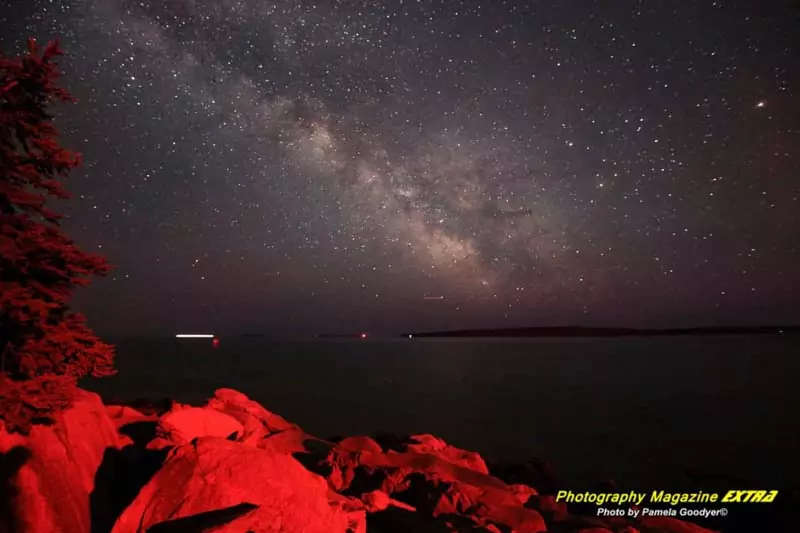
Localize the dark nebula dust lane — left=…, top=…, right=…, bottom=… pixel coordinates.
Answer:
left=2, top=0, right=798, bottom=334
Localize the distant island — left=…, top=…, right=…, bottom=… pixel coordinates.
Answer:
left=401, top=326, right=800, bottom=338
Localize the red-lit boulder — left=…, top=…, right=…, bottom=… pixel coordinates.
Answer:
left=324, top=434, right=547, bottom=533
left=159, top=406, right=244, bottom=443
left=207, top=388, right=295, bottom=434
left=110, top=436, right=365, bottom=533
left=326, top=435, right=384, bottom=491
left=202, top=388, right=318, bottom=453
left=0, top=389, right=122, bottom=533
left=143, top=389, right=319, bottom=454
left=404, top=434, right=490, bottom=474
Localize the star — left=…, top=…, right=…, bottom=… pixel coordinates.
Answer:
left=1, top=0, right=796, bottom=334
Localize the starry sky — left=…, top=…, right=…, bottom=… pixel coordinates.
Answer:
left=2, top=0, right=798, bottom=336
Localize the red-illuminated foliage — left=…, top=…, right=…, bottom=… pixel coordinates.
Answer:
left=0, top=39, right=114, bottom=433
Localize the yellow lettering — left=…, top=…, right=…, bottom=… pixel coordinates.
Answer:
left=650, top=490, right=667, bottom=502
left=722, top=490, right=779, bottom=503
left=722, top=490, right=742, bottom=502
left=555, top=490, right=568, bottom=502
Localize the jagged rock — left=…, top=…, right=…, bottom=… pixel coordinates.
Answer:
left=206, top=388, right=295, bottom=433
left=2, top=388, right=728, bottom=533
left=159, top=406, right=244, bottom=443
left=327, top=435, right=384, bottom=491
left=325, top=434, right=547, bottom=533
left=404, top=434, right=490, bottom=474
left=0, top=389, right=123, bottom=533
left=105, top=405, right=151, bottom=429
left=202, top=388, right=323, bottom=453
left=110, top=436, right=365, bottom=533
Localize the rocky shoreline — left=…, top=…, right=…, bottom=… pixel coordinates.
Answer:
left=0, top=388, right=789, bottom=532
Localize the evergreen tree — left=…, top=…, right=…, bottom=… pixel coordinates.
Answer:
left=0, top=39, right=114, bottom=433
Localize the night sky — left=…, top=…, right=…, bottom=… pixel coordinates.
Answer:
left=2, top=1, right=798, bottom=336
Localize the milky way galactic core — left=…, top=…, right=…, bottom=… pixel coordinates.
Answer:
left=2, top=1, right=797, bottom=334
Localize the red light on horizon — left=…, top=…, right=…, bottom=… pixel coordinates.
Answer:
left=361, top=333, right=368, bottom=339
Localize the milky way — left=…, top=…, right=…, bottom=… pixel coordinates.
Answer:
left=2, top=0, right=798, bottom=334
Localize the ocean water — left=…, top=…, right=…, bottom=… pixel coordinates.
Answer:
left=83, top=334, right=800, bottom=490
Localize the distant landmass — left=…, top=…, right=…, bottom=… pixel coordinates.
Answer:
left=402, top=326, right=800, bottom=338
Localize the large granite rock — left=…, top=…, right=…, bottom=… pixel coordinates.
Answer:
left=0, top=389, right=123, bottom=533
left=110, top=437, right=364, bottom=533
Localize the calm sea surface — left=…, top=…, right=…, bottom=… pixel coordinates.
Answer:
left=83, top=335, right=800, bottom=490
